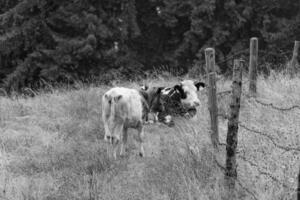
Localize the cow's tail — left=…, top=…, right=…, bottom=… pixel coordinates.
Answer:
left=109, top=94, right=122, bottom=123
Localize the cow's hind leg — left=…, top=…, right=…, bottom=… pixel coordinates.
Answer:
left=120, top=127, right=128, bottom=156
left=103, top=122, right=112, bottom=142
left=111, top=123, right=123, bottom=159
left=136, top=121, right=145, bottom=157
left=111, top=136, right=119, bottom=159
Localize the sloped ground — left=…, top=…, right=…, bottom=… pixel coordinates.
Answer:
left=0, top=74, right=299, bottom=200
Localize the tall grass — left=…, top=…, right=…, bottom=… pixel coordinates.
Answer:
left=0, top=72, right=299, bottom=200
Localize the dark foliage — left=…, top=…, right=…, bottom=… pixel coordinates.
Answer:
left=0, top=0, right=299, bottom=91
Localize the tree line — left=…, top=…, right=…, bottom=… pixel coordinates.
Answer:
left=0, top=0, right=299, bottom=91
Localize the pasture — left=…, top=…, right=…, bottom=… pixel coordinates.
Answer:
left=0, top=72, right=299, bottom=200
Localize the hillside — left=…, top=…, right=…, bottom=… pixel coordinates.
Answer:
left=0, top=73, right=299, bottom=200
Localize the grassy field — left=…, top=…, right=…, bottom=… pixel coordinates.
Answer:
left=0, top=72, right=299, bottom=200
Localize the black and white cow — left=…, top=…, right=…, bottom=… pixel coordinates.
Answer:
left=142, top=80, right=206, bottom=126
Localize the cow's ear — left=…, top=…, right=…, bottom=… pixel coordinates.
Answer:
left=194, top=81, right=206, bottom=91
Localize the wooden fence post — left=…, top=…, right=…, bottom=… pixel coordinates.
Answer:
left=225, top=59, right=243, bottom=198
left=297, top=168, right=300, bottom=200
left=205, top=48, right=219, bottom=150
left=288, top=41, right=299, bottom=77
left=249, top=37, right=258, bottom=96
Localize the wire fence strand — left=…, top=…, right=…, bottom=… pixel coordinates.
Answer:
left=213, top=157, right=259, bottom=200
left=252, top=98, right=300, bottom=111
left=239, top=123, right=300, bottom=152
left=238, top=155, right=296, bottom=191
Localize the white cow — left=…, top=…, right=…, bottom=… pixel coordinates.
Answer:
left=102, top=87, right=163, bottom=158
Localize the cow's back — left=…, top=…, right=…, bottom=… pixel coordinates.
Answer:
left=103, top=87, right=143, bottom=128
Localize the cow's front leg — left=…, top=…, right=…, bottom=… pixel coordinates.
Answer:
left=137, top=121, right=145, bottom=157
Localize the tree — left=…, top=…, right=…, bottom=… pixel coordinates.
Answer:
left=0, top=0, right=144, bottom=91
left=0, top=0, right=299, bottom=91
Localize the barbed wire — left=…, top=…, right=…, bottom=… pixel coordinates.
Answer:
left=258, top=49, right=293, bottom=57
left=251, top=98, right=300, bottom=111
left=217, top=113, right=229, bottom=120
left=217, top=89, right=231, bottom=96
left=239, top=123, right=300, bottom=152
left=216, top=49, right=249, bottom=65
left=195, top=48, right=247, bottom=68
left=238, top=155, right=295, bottom=191
left=213, top=157, right=259, bottom=200
left=203, top=45, right=298, bottom=199
left=216, top=114, right=297, bottom=196
left=198, top=47, right=293, bottom=69
left=218, top=83, right=300, bottom=112
left=236, top=178, right=259, bottom=200
left=215, top=80, right=250, bottom=96
left=216, top=113, right=300, bottom=152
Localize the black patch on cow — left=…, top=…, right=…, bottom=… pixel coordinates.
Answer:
left=140, top=83, right=199, bottom=126
left=139, top=90, right=150, bottom=121
left=195, top=81, right=206, bottom=91
left=150, top=87, right=164, bottom=112
left=139, top=87, right=165, bottom=122
left=157, top=91, right=191, bottom=125
left=174, top=85, right=187, bottom=99
left=139, top=90, right=149, bottom=103
left=155, top=84, right=200, bottom=126
left=156, top=87, right=164, bottom=94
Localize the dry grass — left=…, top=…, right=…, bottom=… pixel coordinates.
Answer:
left=0, top=72, right=299, bottom=200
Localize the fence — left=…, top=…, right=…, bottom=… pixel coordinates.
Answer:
left=204, top=38, right=300, bottom=199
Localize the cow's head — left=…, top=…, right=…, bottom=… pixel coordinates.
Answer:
left=172, top=80, right=206, bottom=109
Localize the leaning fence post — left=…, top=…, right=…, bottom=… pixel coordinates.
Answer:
left=249, top=37, right=258, bottom=96
left=288, top=41, right=299, bottom=77
left=225, top=59, right=244, bottom=198
left=205, top=48, right=219, bottom=150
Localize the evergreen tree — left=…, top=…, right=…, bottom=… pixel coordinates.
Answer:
left=0, top=0, right=299, bottom=91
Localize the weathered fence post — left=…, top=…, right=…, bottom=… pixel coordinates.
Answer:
left=88, top=168, right=95, bottom=200
left=297, top=168, right=300, bottom=200
left=225, top=59, right=243, bottom=198
left=288, top=41, right=299, bottom=77
left=205, top=48, right=219, bottom=150
left=249, top=37, right=258, bottom=96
